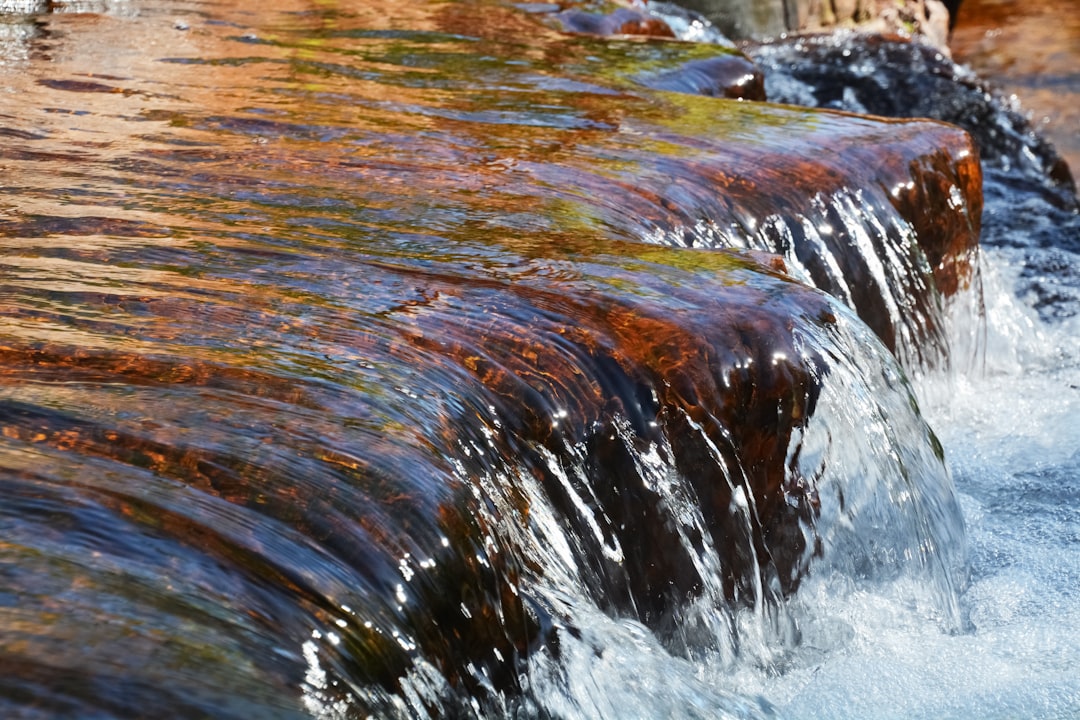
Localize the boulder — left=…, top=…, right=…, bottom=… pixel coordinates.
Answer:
left=0, top=1, right=981, bottom=714
left=662, top=0, right=954, bottom=52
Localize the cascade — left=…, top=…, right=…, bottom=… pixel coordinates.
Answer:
left=0, top=1, right=1076, bottom=718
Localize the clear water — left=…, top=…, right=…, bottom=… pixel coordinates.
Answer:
left=459, top=246, right=1080, bottom=720
left=740, top=251, right=1080, bottom=719
left=492, top=249, right=1080, bottom=720
left=0, top=1, right=1077, bottom=718
left=654, top=6, right=1080, bottom=717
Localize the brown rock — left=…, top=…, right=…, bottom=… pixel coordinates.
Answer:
left=0, top=2, right=981, bottom=713
left=667, top=0, right=956, bottom=51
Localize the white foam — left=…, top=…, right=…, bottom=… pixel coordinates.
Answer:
left=546, top=247, right=1080, bottom=719
left=740, top=247, right=1080, bottom=719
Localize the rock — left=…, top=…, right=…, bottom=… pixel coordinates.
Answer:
left=0, top=2, right=982, bottom=714
left=662, top=0, right=955, bottom=52
left=637, top=53, right=766, bottom=100
left=544, top=5, right=766, bottom=102
left=645, top=1, right=738, bottom=45
left=743, top=32, right=1077, bottom=206
left=553, top=7, right=677, bottom=38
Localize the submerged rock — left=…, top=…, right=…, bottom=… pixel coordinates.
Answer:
left=545, top=3, right=764, bottom=99
left=553, top=7, right=678, bottom=38
left=637, top=53, right=765, bottom=99
left=0, top=0, right=978, bottom=715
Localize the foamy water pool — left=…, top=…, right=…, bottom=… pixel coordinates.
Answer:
left=718, top=249, right=1080, bottom=719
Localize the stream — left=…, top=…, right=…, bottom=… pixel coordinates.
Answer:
left=0, top=1, right=1078, bottom=718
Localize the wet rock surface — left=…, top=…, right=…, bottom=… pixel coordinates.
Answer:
left=742, top=30, right=1080, bottom=321
left=0, top=0, right=990, bottom=716
left=637, top=53, right=765, bottom=99
left=540, top=3, right=764, bottom=99
left=744, top=33, right=1075, bottom=201
left=552, top=7, right=678, bottom=38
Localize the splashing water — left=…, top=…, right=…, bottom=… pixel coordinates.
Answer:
left=0, top=1, right=1076, bottom=718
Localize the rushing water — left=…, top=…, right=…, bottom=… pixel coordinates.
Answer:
left=0, top=1, right=1077, bottom=718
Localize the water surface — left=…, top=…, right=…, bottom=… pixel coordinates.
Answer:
left=0, top=1, right=1076, bottom=718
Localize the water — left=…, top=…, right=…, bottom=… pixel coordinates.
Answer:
left=719, top=252, right=1080, bottom=720
left=704, top=5, right=1080, bottom=716
left=0, top=1, right=1077, bottom=718
left=950, top=0, right=1080, bottom=176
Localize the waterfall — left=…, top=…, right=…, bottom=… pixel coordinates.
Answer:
left=0, top=1, right=1077, bottom=718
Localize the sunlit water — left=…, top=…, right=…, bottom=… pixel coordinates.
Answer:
left=0, top=1, right=1077, bottom=718
left=508, top=245, right=1080, bottom=720
left=726, top=251, right=1080, bottom=720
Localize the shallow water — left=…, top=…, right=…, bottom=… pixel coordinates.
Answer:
left=0, top=1, right=1077, bottom=718
left=717, top=3, right=1080, bottom=714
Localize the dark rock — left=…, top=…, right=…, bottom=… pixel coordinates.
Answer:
left=0, top=3, right=983, bottom=714
left=553, top=7, right=677, bottom=38
left=638, top=53, right=766, bottom=100
left=743, top=32, right=1077, bottom=207
left=743, top=31, right=1080, bottom=321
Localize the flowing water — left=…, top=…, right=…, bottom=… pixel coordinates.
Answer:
left=0, top=1, right=1077, bottom=718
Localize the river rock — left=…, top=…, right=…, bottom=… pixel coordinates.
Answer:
left=553, top=7, right=677, bottom=38
left=741, top=22, right=1080, bottom=324
left=0, top=1, right=983, bottom=715
left=663, top=0, right=954, bottom=51
left=744, top=32, right=1077, bottom=207
left=637, top=53, right=765, bottom=99
left=546, top=4, right=765, bottom=100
